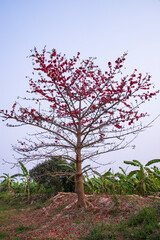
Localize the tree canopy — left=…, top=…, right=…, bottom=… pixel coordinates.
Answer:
left=0, top=47, right=158, bottom=207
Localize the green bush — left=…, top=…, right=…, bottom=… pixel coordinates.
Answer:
left=29, top=157, right=75, bottom=194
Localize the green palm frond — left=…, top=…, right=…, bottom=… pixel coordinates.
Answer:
left=145, top=159, right=160, bottom=167
left=92, top=170, right=102, bottom=178
left=102, top=168, right=112, bottom=178
left=119, top=167, right=126, bottom=175
left=132, top=160, right=142, bottom=167
left=124, top=160, right=140, bottom=167
left=127, top=170, right=140, bottom=178
left=19, top=162, right=28, bottom=176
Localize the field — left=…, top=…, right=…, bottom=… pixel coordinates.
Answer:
left=0, top=192, right=160, bottom=240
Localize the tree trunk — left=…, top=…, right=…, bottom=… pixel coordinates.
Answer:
left=74, top=175, right=77, bottom=193
left=75, top=107, right=92, bottom=209
left=76, top=158, right=86, bottom=208
left=76, top=148, right=92, bottom=208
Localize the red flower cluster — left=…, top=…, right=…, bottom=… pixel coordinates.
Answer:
left=0, top=47, right=158, bottom=167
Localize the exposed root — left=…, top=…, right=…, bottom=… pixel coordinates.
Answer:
left=76, top=199, right=93, bottom=209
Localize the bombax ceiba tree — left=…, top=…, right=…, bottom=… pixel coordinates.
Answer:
left=0, top=47, right=159, bottom=208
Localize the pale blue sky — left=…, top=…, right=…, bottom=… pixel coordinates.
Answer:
left=0, top=0, right=160, bottom=176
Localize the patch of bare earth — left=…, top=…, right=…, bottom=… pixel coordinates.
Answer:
left=1, top=193, right=160, bottom=239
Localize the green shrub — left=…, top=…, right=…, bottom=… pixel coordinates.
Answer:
left=29, top=157, right=75, bottom=194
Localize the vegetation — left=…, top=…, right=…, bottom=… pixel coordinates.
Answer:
left=83, top=160, right=160, bottom=196
left=0, top=159, right=159, bottom=198
left=84, top=206, right=160, bottom=240
left=29, top=157, right=75, bottom=194
left=0, top=159, right=159, bottom=239
left=0, top=173, right=19, bottom=192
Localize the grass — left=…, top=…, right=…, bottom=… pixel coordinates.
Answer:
left=117, top=206, right=160, bottom=240
left=0, top=191, right=159, bottom=239
left=0, top=231, right=9, bottom=239
left=83, top=222, right=116, bottom=240
left=0, top=192, right=28, bottom=210
left=84, top=206, right=160, bottom=240
left=15, top=224, right=33, bottom=234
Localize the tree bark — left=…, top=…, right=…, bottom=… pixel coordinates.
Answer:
left=76, top=156, right=87, bottom=208
left=76, top=147, right=92, bottom=208
left=74, top=175, right=77, bottom=193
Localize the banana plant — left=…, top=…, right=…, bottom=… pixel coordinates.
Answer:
left=147, top=166, right=160, bottom=192
left=115, top=167, right=133, bottom=194
left=83, top=172, right=95, bottom=194
left=91, top=168, right=112, bottom=194
left=15, top=162, right=31, bottom=203
left=0, top=173, right=18, bottom=191
left=124, top=159, right=160, bottom=195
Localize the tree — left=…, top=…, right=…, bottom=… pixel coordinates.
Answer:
left=29, top=157, right=75, bottom=193
left=0, top=47, right=158, bottom=208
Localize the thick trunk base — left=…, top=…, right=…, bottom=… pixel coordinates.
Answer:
left=76, top=198, right=93, bottom=209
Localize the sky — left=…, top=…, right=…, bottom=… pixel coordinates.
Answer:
left=0, top=0, right=160, bottom=177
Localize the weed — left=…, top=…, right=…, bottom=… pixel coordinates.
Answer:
left=108, top=208, right=120, bottom=216
left=83, top=222, right=116, bottom=240
left=111, top=194, right=119, bottom=206
left=0, top=192, right=28, bottom=210
left=119, top=206, right=160, bottom=240
left=0, top=231, right=9, bottom=238
left=33, top=202, right=44, bottom=210
left=74, top=218, right=82, bottom=224
left=15, top=224, right=33, bottom=233
left=127, top=206, right=158, bottom=227
left=53, top=202, right=68, bottom=214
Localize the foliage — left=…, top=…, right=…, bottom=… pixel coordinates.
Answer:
left=124, top=159, right=160, bottom=195
left=0, top=159, right=159, bottom=197
left=121, top=206, right=160, bottom=239
left=29, top=157, right=75, bottom=193
left=0, top=192, right=28, bottom=210
left=13, top=161, right=31, bottom=203
left=11, top=179, right=38, bottom=194
left=0, top=173, right=18, bottom=191
left=83, top=160, right=160, bottom=196
left=83, top=206, right=160, bottom=240
left=84, top=222, right=116, bottom=240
